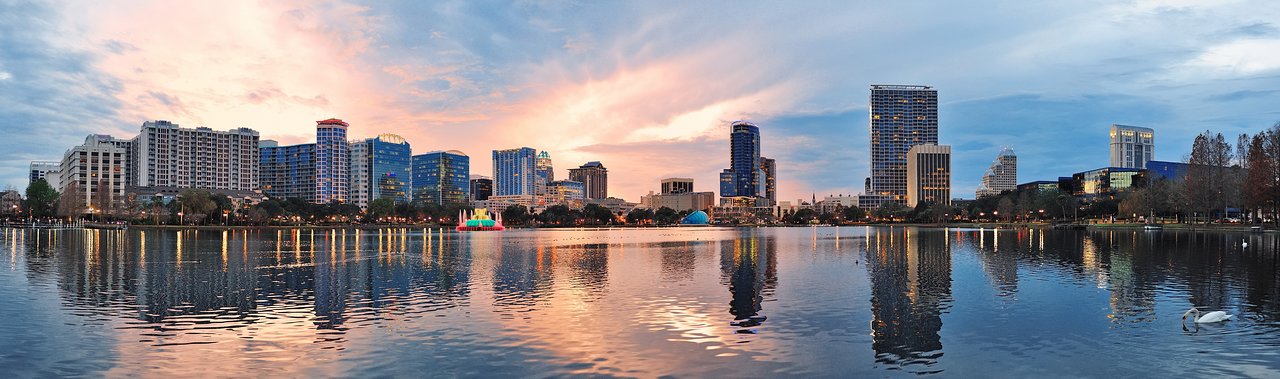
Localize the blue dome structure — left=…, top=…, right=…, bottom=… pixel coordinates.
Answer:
left=682, top=211, right=710, bottom=225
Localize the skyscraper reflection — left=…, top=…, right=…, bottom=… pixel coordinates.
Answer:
left=865, top=227, right=951, bottom=370
left=492, top=236, right=555, bottom=313
left=977, top=229, right=1020, bottom=296
left=18, top=228, right=478, bottom=335
left=1, top=226, right=1279, bottom=377
left=565, top=243, right=609, bottom=301
left=720, top=230, right=777, bottom=329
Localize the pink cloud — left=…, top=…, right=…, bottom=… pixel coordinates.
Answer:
left=65, top=0, right=815, bottom=202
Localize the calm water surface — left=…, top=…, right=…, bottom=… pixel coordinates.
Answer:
left=1, top=226, right=1278, bottom=377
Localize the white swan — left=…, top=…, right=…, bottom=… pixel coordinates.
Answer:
left=1182, top=307, right=1233, bottom=323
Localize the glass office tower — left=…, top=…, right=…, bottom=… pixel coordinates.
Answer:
left=493, top=147, right=538, bottom=196
left=413, top=150, right=470, bottom=205
left=721, top=121, right=762, bottom=199
left=362, top=134, right=412, bottom=204
left=470, top=176, right=492, bottom=201
left=869, top=85, right=938, bottom=206
left=259, top=141, right=317, bottom=202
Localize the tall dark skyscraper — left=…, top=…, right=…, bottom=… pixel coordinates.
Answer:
left=568, top=161, right=608, bottom=200
left=869, top=85, right=938, bottom=206
left=469, top=175, right=492, bottom=201
left=720, top=121, right=762, bottom=200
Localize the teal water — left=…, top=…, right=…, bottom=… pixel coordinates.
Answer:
left=0, top=227, right=1277, bottom=377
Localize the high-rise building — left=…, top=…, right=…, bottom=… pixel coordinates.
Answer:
left=721, top=121, right=763, bottom=199
left=348, top=141, right=370, bottom=208
left=29, top=161, right=60, bottom=189
left=976, top=147, right=1017, bottom=198
left=547, top=180, right=586, bottom=209
left=719, top=169, right=735, bottom=198
left=869, top=85, right=938, bottom=206
left=315, top=118, right=350, bottom=204
left=906, top=144, right=951, bottom=207
left=661, top=178, right=694, bottom=194
left=358, top=134, right=412, bottom=205
left=413, top=150, right=470, bottom=206
left=131, top=120, right=260, bottom=191
left=535, top=151, right=554, bottom=194
left=761, top=157, right=776, bottom=205
left=259, top=140, right=317, bottom=202
left=568, top=161, right=608, bottom=199
left=1110, top=124, right=1154, bottom=169
left=258, top=119, right=349, bottom=203
left=59, top=134, right=132, bottom=213
left=493, top=147, right=538, bottom=196
left=469, top=175, right=492, bottom=201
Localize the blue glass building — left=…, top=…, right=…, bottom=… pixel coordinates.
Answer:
left=355, top=134, right=412, bottom=205
left=316, top=119, right=350, bottom=204
left=1144, top=160, right=1189, bottom=181
left=721, top=121, right=762, bottom=199
left=493, top=148, right=538, bottom=196
left=719, top=169, right=736, bottom=197
left=1070, top=167, right=1143, bottom=197
left=259, top=141, right=317, bottom=202
left=413, top=150, right=470, bottom=205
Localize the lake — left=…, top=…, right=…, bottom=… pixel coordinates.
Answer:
left=1, top=226, right=1277, bottom=377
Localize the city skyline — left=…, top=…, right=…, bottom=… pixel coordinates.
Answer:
left=3, top=2, right=1280, bottom=201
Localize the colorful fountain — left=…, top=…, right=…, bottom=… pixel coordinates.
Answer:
left=456, top=208, right=506, bottom=231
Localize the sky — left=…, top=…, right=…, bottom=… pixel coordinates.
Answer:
left=2, top=0, right=1280, bottom=202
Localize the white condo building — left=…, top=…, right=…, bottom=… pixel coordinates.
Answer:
left=348, top=141, right=370, bottom=209
left=132, top=120, right=260, bottom=191
left=976, top=147, right=1017, bottom=198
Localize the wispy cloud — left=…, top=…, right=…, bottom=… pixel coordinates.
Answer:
left=3, top=0, right=1280, bottom=202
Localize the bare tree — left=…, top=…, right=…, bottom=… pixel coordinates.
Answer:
left=58, top=182, right=85, bottom=219
left=997, top=197, right=1015, bottom=222
left=93, top=179, right=115, bottom=219
left=1186, top=131, right=1235, bottom=222
left=1260, top=122, right=1280, bottom=222
left=1244, top=133, right=1272, bottom=222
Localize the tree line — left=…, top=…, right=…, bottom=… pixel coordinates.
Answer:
left=970, top=122, right=1280, bottom=224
